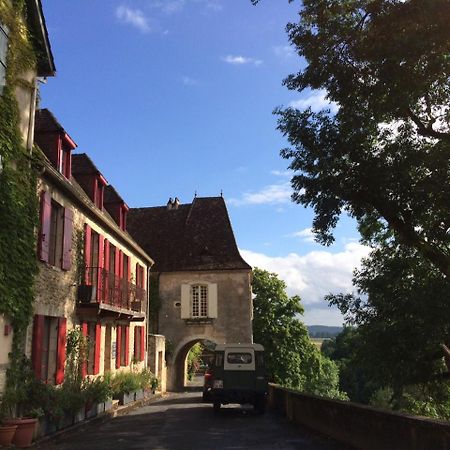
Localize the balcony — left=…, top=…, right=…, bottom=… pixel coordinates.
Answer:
left=76, top=267, right=146, bottom=321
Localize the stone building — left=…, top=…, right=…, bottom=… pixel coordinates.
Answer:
left=29, top=109, right=153, bottom=384
left=0, top=0, right=55, bottom=392
left=128, top=196, right=253, bottom=390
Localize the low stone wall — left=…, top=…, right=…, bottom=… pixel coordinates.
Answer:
left=268, top=384, right=450, bottom=450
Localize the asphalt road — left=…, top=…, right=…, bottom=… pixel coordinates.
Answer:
left=37, top=392, right=351, bottom=450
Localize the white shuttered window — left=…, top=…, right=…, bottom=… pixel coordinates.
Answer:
left=180, top=283, right=218, bottom=319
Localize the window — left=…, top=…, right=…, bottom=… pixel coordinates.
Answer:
left=0, top=23, right=8, bottom=92
left=48, top=200, right=63, bottom=266
left=59, top=147, right=71, bottom=179
left=32, top=315, right=66, bottom=385
left=192, top=285, right=208, bottom=317
left=39, top=191, right=73, bottom=270
left=227, top=352, right=252, bottom=365
left=180, top=283, right=218, bottom=319
left=94, top=177, right=105, bottom=209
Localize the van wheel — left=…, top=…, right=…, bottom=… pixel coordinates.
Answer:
left=213, top=401, right=221, bottom=413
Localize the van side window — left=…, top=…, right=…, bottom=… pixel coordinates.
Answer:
left=215, top=353, right=223, bottom=367
left=227, top=352, right=252, bottom=364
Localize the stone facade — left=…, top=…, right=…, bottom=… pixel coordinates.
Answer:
left=159, top=270, right=253, bottom=390
left=148, top=334, right=167, bottom=392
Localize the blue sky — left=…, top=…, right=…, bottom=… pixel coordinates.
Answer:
left=40, top=0, right=369, bottom=326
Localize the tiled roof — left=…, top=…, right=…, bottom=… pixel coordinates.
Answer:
left=35, top=108, right=65, bottom=133
left=72, top=153, right=101, bottom=176
left=104, top=185, right=124, bottom=204
left=128, top=197, right=251, bottom=272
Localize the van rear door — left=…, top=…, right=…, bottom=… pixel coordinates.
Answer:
left=223, top=347, right=256, bottom=390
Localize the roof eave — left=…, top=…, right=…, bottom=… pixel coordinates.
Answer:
left=27, top=0, right=56, bottom=76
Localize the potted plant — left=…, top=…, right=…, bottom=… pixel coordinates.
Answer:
left=0, top=408, right=17, bottom=448
left=111, top=372, right=141, bottom=405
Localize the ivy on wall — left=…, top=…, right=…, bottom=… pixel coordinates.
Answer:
left=0, top=0, right=41, bottom=409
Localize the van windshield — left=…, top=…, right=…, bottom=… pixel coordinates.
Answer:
left=227, top=352, right=252, bottom=364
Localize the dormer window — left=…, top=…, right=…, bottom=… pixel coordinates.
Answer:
left=0, top=23, right=8, bottom=92
left=93, top=176, right=106, bottom=210
left=59, top=145, right=72, bottom=179
left=119, top=204, right=128, bottom=231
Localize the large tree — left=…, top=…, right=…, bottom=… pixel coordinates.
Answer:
left=254, top=0, right=450, bottom=276
left=252, top=268, right=345, bottom=398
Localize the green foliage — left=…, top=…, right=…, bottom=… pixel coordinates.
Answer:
left=0, top=0, right=42, bottom=410
left=252, top=268, right=346, bottom=399
left=110, top=371, right=141, bottom=396
left=186, top=343, right=203, bottom=381
left=266, top=0, right=450, bottom=276
left=83, top=376, right=113, bottom=405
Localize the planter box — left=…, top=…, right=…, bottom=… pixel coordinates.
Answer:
left=119, top=391, right=135, bottom=405
left=85, top=403, right=98, bottom=419
left=134, top=389, right=144, bottom=402
left=104, top=398, right=113, bottom=412
left=73, top=408, right=85, bottom=424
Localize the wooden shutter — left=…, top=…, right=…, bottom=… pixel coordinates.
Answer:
left=180, top=284, right=190, bottom=319
left=125, top=325, right=130, bottom=366
left=140, top=326, right=145, bottom=362
left=114, top=249, right=121, bottom=306
left=97, top=235, right=104, bottom=302
left=32, top=315, right=44, bottom=379
left=84, top=224, right=92, bottom=284
left=38, top=191, right=52, bottom=262
left=94, top=323, right=101, bottom=375
left=103, top=240, right=110, bottom=302
left=116, top=325, right=121, bottom=369
left=61, top=208, right=73, bottom=270
left=134, top=327, right=139, bottom=360
left=81, top=322, right=88, bottom=378
left=56, top=317, right=67, bottom=384
left=208, top=284, right=218, bottom=318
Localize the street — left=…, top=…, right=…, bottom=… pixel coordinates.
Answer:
left=37, top=392, right=351, bottom=450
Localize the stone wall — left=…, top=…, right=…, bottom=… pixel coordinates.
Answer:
left=268, top=384, right=450, bottom=450
left=148, top=334, right=166, bottom=392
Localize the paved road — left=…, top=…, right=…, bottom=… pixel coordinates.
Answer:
left=37, top=392, right=351, bottom=450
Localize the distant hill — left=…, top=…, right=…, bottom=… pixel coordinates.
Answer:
left=307, top=325, right=343, bottom=338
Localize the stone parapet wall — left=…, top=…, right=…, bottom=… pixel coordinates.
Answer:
left=268, top=384, right=450, bottom=450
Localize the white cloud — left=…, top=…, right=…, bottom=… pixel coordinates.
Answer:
left=272, top=45, right=295, bottom=59
left=151, top=0, right=222, bottom=14
left=240, top=242, right=371, bottom=325
left=270, top=170, right=291, bottom=177
left=290, top=89, right=339, bottom=113
left=182, top=76, right=198, bottom=86
left=116, top=6, right=151, bottom=33
left=290, top=228, right=315, bottom=243
left=228, top=182, right=291, bottom=206
left=222, top=55, right=262, bottom=66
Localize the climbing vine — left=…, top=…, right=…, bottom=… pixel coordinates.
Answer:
left=0, top=0, right=41, bottom=411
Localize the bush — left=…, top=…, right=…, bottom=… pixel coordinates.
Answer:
left=83, top=377, right=113, bottom=404
left=110, top=372, right=141, bottom=395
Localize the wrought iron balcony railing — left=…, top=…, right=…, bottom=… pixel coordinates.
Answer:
left=78, top=267, right=146, bottom=313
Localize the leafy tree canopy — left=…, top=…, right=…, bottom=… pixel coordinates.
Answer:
left=252, top=268, right=346, bottom=399
left=327, top=242, right=450, bottom=392
left=255, top=0, right=450, bottom=276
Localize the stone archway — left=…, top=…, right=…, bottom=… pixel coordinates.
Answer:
left=168, top=335, right=217, bottom=391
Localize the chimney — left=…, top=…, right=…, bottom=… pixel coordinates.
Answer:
left=167, top=197, right=173, bottom=210
left=173, top=197, right=180, bottom=210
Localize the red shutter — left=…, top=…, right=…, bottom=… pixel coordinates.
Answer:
left=61, top=208, right=73, bottom=270
left=125, top=325, right=130, bottom=366
left=114, top=249, right=120, bottom=305
left=116, top=325, right=122, bottom=369
left=81, top=322, right=88, bottom=378
left=32, top=315, right=44, bottom=379
left=140, top=326, right=145, bottom=362
left=94, top=323, right=101, bottom=375
left=84, top=224, right=92, bottom=284
left=134, top=327, right=138, bottom=361
left=97, top=235, right=104, bottom=302
left=103, top=240, right=110, bottom=302
left=56, top=317, right=67, bottom=384
left=38, top=191, right=52, bottom=262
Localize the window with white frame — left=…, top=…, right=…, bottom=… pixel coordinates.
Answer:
left=0, top=23, right=8, bottom=91
left=180, top=283, right=217, bottom=319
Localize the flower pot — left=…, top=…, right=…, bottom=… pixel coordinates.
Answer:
left=134, top=389, right=144, bottom=401
left=104, top=398, right=113, bottom=412
left=3, top=418, right=38, bottom=448
left=116, top=391, right=135, bottom=405
left=0, top=424, right=18, bottom=447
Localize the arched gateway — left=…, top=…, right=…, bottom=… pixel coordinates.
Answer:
left=128, top=196, right=253, bottom=390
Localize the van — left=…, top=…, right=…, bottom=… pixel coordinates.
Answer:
left=207, top=343, right=267, bottom=413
